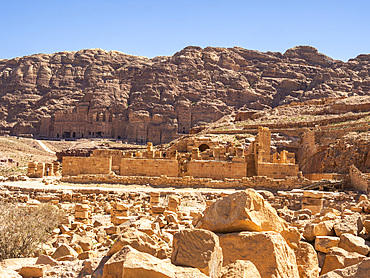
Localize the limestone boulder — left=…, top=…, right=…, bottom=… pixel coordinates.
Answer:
left=319, top=257, right=370, bottom=278
left=196, top=189, right=288, bottom=233
left=196, top=189, right=299, bottom=248
left=218, top=231, right=299, bottom=278
left=77, top=236, right=93, bottom=251
left=51, top=243, right=78, bottom=260
left=102, top=245, right=207, bottom=278
left=220, top=260, right=261, bottom=278
left=18, top=265, right=46, bottom=278
left=294, top=241, right=320, bottom=278
left=107, top=227, right=159, bottom=257
left=303, top=221, right=335, bottom=242
left=35, top=255, right=59, bottom=267
left=314, top=236, right=340, bottom=253
left=321, top=247, right=366, bottom=275
left=334, top=213, right=363, bottom=236
left=338, top=233, right=370, bottom=255
left=171, top=229, right=222, bottom=278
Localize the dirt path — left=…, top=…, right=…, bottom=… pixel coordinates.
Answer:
left=36, top=140, right=56, bottom=154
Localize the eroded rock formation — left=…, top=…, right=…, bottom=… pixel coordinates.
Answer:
left=1, top=45, right=370, bottom=143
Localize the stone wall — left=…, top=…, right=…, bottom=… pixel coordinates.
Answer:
left=256, top=163, right=299, bottom=179
left=61, top=174, right=312, bottom=191
left=91, top=149, right=124, bottom=174
left=349, top=165, right=370, bottom=193
left=187, top=160, right=247, bottom=179
left=120, top=158, right=179, bottom=177
left=304, top=173, right=344, bottom=181
left=62, top=157, right=112, bottom=176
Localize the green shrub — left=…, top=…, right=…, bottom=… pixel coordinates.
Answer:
left=0, top=202, right=64, bottom=260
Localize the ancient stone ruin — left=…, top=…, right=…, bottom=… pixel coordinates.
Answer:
left=59, top=127, right=299, bottom=181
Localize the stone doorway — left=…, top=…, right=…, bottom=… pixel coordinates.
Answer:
left=198, top=144, right=210, bottom=152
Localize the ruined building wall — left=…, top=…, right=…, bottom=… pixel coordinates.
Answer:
left=62, top=157, right=112, bottom=176
left=91, top=149, right=124, bottom=174
left=120, top=158, right=179, bottom=177
left=349, top=165, right=369, bottom=193
left=187, top=160, right=247, bottom=179
left=256, top=163, right=299, bottom=179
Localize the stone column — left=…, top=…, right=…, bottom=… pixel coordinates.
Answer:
left=36, top=163, right=45, bottom=178
left=213, top=147, right=221, bottom=161
left=280, top=150, right=288, bottom=164
left=27, top=162, right=37, bottom=175
left=52, top=161, right=60, bottom=176
left=167, top=196, right=180, bottom=212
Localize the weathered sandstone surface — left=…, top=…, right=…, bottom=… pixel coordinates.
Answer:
left=0, top=183, right=370, bottom=277
left=1, top=45, right=370, bottom=144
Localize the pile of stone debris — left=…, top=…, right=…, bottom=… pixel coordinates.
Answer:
left=0, top=188, right=369, bottom=278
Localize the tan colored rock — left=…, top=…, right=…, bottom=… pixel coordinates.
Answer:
left=220, top=260, right=261, bottom=278
left=18, top=265, right=46, bottom=278
left=294, top=241, right=319, bottom=278
left=219, top=231, right=299, bottom=278
left=196, top=189, right=299, bottom=248
left=321, top=247, right=366, bottom=275
left=303, top=221, right=335, bottom=242
left=51, top=243, right=78, bottom=260
left=35, top=255, right=59, bottom=266
left=102, top=245, right=207, bottom=278
left=319, top=257, right=370, bottom=278
left=78, top=251, right=98, bottom=260
left=171, top=229, right=222, bottom=278
left=107, top=227, right=159, bottom=257
left=197, top=189, right=287, bottom=233
left=334, top=213, right=363, bottom=236
left=338, top=233, right=370, bottom=255
left=77, top=237, right=93, bottom=251
left=314, top=236, right=340, bottom=253
left=363, top=219, right=370, bottom=233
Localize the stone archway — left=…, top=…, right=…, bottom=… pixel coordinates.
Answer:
left=198, top=144, right=210, bottom=152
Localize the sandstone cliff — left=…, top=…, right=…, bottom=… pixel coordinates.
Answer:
left=0, top=46, right=369, bottom=143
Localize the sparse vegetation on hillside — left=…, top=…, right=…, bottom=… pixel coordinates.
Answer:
left=0, top=202, right=65, bottom=260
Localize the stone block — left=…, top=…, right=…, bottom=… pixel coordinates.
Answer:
left=171, top=229, right=223, bottom=278
left=314, top=236, right=340, bottom=253
left=294, top=241, right=320, bottom=278
left=19, top=265, right=46, bottom=278
left=219, top=231, right=299, bottom=278
left=321, top=247, right=366, bottom=275
left=220, top=260, right=261, bottom=278
left=75, top=211, right=89, bottom=219
left=338, top=233, right=370, bottom=255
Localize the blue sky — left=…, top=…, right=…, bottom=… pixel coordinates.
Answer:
left=1, top=0, right=369, bottom=61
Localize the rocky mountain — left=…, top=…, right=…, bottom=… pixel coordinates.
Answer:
left=0, top=45, right=369, bottom=143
